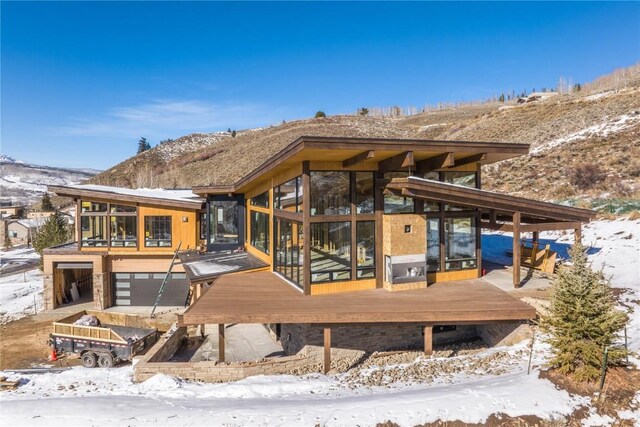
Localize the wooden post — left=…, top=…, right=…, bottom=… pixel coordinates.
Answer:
left=574, top=226, right=582, bottom=244
left=423, top=325, right=433, bottom=355
left=513, top=212, right=521, bottom=287
left=218, top=324, right=225, bottom=362
left=532, top=231, right=539, bottom=243
left=323, top=327, right=331, bottom=374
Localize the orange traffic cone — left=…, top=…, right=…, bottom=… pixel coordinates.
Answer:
left=49, top=348, right=58, bottom=361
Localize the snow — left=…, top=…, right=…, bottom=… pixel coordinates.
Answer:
left=61, top=184, right=204, bottom=204
left=0, top=269, right=43, bottom=324
left=483, top=218, right=640, bottom=352
left=531, top=113, right=640, bottom=153
left=0, top=341, right=588, bottom=426
left=0, top=247, right=41, bottom=261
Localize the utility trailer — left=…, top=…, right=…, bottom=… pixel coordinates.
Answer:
left=49, top=311, right=158, bottom=368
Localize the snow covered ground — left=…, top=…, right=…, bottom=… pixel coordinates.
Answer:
left=0, top=341, right=591, bottom=427
left=0, top=219, right=638, bottom=426
left=0, top=269, right=43, bottom=324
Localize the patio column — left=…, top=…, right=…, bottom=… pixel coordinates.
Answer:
left=512, top=212, right=521, bottom=287
left=323, top=327, right=331, bottom=374
left=423, top=325, right=433, bottom=355
left=218, top=324, right=225, bottom=363
left=574, top=225, right=582, bottom=244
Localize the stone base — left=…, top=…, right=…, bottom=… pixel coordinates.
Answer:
left=476, top=322, right=532, bottom=347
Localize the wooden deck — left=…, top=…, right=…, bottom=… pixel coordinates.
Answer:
left=179, top=271, right=537, bottom=325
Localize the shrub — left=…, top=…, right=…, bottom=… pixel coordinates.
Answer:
left=541, top=244, right=628, bottom=382
left=315, top=111, right=326, bottom=118
left=569, top=163, right=606, bottom=189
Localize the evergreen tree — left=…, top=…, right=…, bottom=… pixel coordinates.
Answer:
left=32, top=211, right=70, bottom=257
left=231, top=130, right=237, bottom=138
left=358, top=107, right=369, bottom=116
left=498, top=94, right=505, bottom=103
left=137, top=137, right=151, bottom=154
left=41, top=192, right=54, bottom=211
left=315, top=111, right=326, bottom=118
left=4, top=233, right=12, bottom=249
left=541, top=244, right=627, bottom=382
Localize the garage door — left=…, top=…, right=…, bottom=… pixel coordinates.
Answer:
left=112, top=273, right=189, bottom=306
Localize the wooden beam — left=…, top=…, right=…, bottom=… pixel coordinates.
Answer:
left=302, top=161, right=312, bottom=296
left=532, top=231, right=539, bottom=243
left=323, top=327, right=331, bottom=374
left=574, top=225, right=582, bottom=244
left=343, top=150, right=375, bottom=167
left=520, top=221, right=582, bottom=232
left=480, top=221, right=513, bottom=232
left=218, top=323, right=225, bottom=362
left=449, top=153, right=487, bottom=168
left=513, top=212, right=521, bottom=288
left=416, top=152, right=454, bottom=173
left=424, top=325, right=433, bottom=355
left=378, top=151, right=414, bottom=173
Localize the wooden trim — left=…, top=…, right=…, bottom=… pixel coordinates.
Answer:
left=374, top=171, right=384, bottom=288
left=520, top=221, right=582, bottom=232
left=480, top=221, right=513, bottom=232
left=49, top=186, right=204, bottom=210
left=302, top=161, right=312, bottom=295
left=378, top=151, right=415, bottom=173
left=343, top=150, right=375, bottom=167
left=218, top=324, right=225, bottom=362
left=423, top=325, right=433, bottom=355
left=416, top=153, right=454, bottom=173
left=450, top=153, right=487, bottom=168
left=350, top=172, right=357, bottom=280
left=513, top=212, right=521, bottom=288
left=273, top=209, right=303, bottom=222
left=323, top=327, right=331, bottom=374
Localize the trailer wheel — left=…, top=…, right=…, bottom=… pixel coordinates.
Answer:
left=97, top=353, right=114, bottom=368
left=81, top=352, right=97, bottom=368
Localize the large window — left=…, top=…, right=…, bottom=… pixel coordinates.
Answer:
left=443, top=171, right=477, bottom=188
left=81, top=215, right=108, bottom=247
left=209, top=200, right=239, bottom=245
left=110, top=216, right=137, bottom=247
left=356, top=221, right=375, bottom=279
left=426, top=218, right=440, bottom=271
left=355, top=172, right=374, bottom=214
left=250, top=211, right=269, bottom=254
left=145, top=216, right=172, bottom=247
left=251, top=191, right=269, bottom=208
left=81, top=201, right=107, bottom=213
left=310, top=171, right=350, bottom=216
left=384, top=172, right=414, bottom=213
left=310, top=222, right=351, bottom=283
left=445, top=217, right=477, bottom=270
left=275, top=177, right=302, bottom=213
left=274, top=217, right=303, bottom=289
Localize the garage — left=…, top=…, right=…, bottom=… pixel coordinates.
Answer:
left=112, top=272, right=190, bottom=306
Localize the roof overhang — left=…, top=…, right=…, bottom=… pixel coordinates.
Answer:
left=48, top=185, right=205, bottom=210
left=385, top=176, right=596, bottom=223
left=193, top=136, right=530, bottom=195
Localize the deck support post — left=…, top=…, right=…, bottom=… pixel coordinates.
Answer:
left=532, top=231, right=539, bottom=243
left=513, top=211, right=521, bottom=287
left=423, top=325, right=433, bottom=355
left=218, top=324, right=225, bottom=363
left=574, top=226, right=582, bottom=244
left=323, top=327, right=331, bottom=374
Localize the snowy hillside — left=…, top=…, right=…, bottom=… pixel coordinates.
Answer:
left=0, top=158, right=100, bottom=205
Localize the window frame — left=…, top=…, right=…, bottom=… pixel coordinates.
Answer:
left=144, top=215, right=173, bottom=248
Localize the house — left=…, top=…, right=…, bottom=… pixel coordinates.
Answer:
left=0, top=203, right=26, bottom=219
left=43, top=135, right=595, bottom=373
left=6, top=218, right=44, bottom=245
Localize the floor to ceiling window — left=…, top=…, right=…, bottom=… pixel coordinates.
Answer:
left=274, top=217, right=303, bottom=289
left=310, top=221, right=352, bottom=283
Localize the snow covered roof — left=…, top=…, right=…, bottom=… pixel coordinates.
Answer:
left=10, top=218, right=44, bottom=229
left=48, top=184, right=205, bottom=210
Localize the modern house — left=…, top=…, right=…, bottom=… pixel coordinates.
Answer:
left=43, top=135, right=595, bottom=371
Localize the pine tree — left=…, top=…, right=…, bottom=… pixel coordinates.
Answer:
left=231, top=130, right=237, bottom=138
left=541, top=244, right=627, bottom=382
left=315, top=111, right=326, bottom=118
left=32, top=211, right=70, bottom=257
left=41, top=192, right=54, bottom=211
left=498, top=94, right=505, bottom=103
left=358, top=107, right=369, bottom=116
left=4, top=234, right=12, bottom=249
left=137, top=137, right=150, bottom=154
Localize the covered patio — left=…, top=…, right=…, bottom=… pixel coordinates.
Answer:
left=179, top=270, right=536, bottom=373
left=384, top=176, right=596, bottom=287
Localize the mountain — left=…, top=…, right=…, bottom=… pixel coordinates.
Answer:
left=88, top=64, right=640, bottom=214
left=0, top=157, right=101, bottom=206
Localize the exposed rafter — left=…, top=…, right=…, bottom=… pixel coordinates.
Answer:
left=343, top=150, right=375, bottom=167
left=416, top=152, right=454, bottom=173
left=378, top=151, right=414, bottom=173
left=449, top=153, right=487, bottom=168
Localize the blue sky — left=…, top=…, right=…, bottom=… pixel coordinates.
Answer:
left=2, top=1, right=639, bottom=170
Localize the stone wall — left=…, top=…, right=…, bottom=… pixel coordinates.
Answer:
left=282, top=323, right=478, bottom=356
left=476, top=322, right=532, bottom=347
left=43, top=273, right=55, bottom=310
left=92, top=272, right=111, bottom=310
